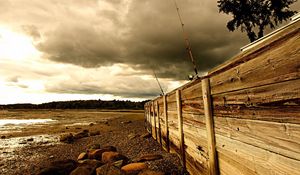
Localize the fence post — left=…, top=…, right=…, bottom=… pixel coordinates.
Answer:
left=152, top=101, right=157, bottom=140
left=147, top=105, right=151, bottom=133
left=202, top=78, right=218, bottom=175
left=148, top=103, right=152, bottom=134
left=163, top=95, right=170, bottom=152
left=176, top=90, right=186, bottom=169
left=144, top=105, right=147, bottom=130
left=156, top=100, right=162, bottom=146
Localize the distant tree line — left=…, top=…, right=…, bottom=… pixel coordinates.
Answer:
left=0, top=99, right=149, bottom=110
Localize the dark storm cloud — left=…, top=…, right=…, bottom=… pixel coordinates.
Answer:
left=1, top=0, right=299, bottom=100
left=45, top=0, right=250, bottom=79
left=0, top=0, right=256, bottom=80
left=37, top=23, right=123, bottom=67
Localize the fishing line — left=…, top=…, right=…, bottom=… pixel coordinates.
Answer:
left=172, top=0, right=199, bottom=78
left=152, top=69, right=164, bottom=96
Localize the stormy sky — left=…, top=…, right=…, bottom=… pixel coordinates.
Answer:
left=0, top=0, right=298, bottom=104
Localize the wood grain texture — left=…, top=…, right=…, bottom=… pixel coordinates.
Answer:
left=182, top=97, right=205, bottom=114
left=212, top=79, right=300, bottom=124
left=216, top=134, right=300, bottom=175
left=149, top=104, right=152, bottom=135
left=186, top=152, right=209, bottom=175
left=202, top=78, right=218, bottom=175
left=176, top=90, right=186, bottom=168
left=209, top=20, right=299, bottom=77
left=152, top=101, right=157, bottom=139
left=144, top=20, right=300, bottom=175
left=210, top=31, right=300, bottom=95
left=163, top=95, right=170, bottom=152
left=156, top=100, right=162, bottom=146
left=214, top=117, right=300, bottom=161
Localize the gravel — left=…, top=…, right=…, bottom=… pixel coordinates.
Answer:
left=1, top=117, right=186, bottom=175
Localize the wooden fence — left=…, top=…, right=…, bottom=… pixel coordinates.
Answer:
left=144, top=19, right=300, bottom=175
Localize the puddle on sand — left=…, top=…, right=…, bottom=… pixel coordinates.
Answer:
left=0, top=134, right=59, bottom=160
left=0, top=119, right=57, bottom=134
left=0, top=119, right=56, bottom=126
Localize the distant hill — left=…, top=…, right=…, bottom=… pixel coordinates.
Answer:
left=0, top=99, right=149, bottom=110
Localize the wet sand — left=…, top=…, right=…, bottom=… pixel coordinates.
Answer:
left=0, top=109, right=184, bottom=175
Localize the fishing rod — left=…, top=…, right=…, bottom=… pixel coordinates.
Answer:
left=172, top=0, right=199, bottom=78
left=152, top=69, right=164, bottom=96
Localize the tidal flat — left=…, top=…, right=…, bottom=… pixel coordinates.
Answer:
left=0, top=109, right=183, bottom=175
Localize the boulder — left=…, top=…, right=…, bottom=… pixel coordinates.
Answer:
left=88, top=146, right=117, bottom=160
left=37, top=159, right=77, bottom=175
left=102, top=152, right=129, bottom=164
left=59, top=133, right=74, bottom=143
left=96, top=164, right=123, bottom=175
left=78, top=152, right=88, bottom=161
left=74, top=130, right=89, bottom=140
left=137, top=154, right=163, bottom=162
left=71, top=159, right=102, bottom=175
left=121, top=163, right=148, bottom=175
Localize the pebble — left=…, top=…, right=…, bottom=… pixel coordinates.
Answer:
left=102, top=151, right=128, bottom=164
left=137, top=154, right=163, bottom=162
left=121, top=162, right=148, bottom=174
left=77, top=152, right=88, bottom=161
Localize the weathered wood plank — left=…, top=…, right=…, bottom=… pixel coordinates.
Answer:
left=176, top=90, right=186, bottom=169
left=148, top=104, right=152, bottom=135
left=182, top=113, right=206, bottom=127
left=182, top=98, right=205, bottom=114
left=202, top=78, right=218, bottom=175
left=210, top=29, right=300, bottom=95
left=145, top=19, right=300, bottom=175
left=216, top=134, right=300, bottom=175
left=156, top=101, right=162, bottom=146
left=168, top=129, right=181, bottom=155
left=214, top=117, right=300, bottom=161
left=167, top=91, right=177, bottom=103
left=163, top=95, right=170, bottom=152
left=152, top=101, right=157, bottom=140
left=183, top=122, right=208, bottom=154
left=181, top=81, right=203, bottom=100
left=186, top=149, right=209, bottom=175
left=213, top=79, right=300, bottom=124
left=209, top=20, right=299, bottom=78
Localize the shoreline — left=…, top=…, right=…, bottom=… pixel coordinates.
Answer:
left=0, top=110, right=185, bottom=175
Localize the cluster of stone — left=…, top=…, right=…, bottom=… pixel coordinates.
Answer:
left=59, top=129, right=100, bottom=143
left=37, top=143, right=165, bottom=175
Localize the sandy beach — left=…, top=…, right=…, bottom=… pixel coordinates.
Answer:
left=0, top=110, right=184, bottom=175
